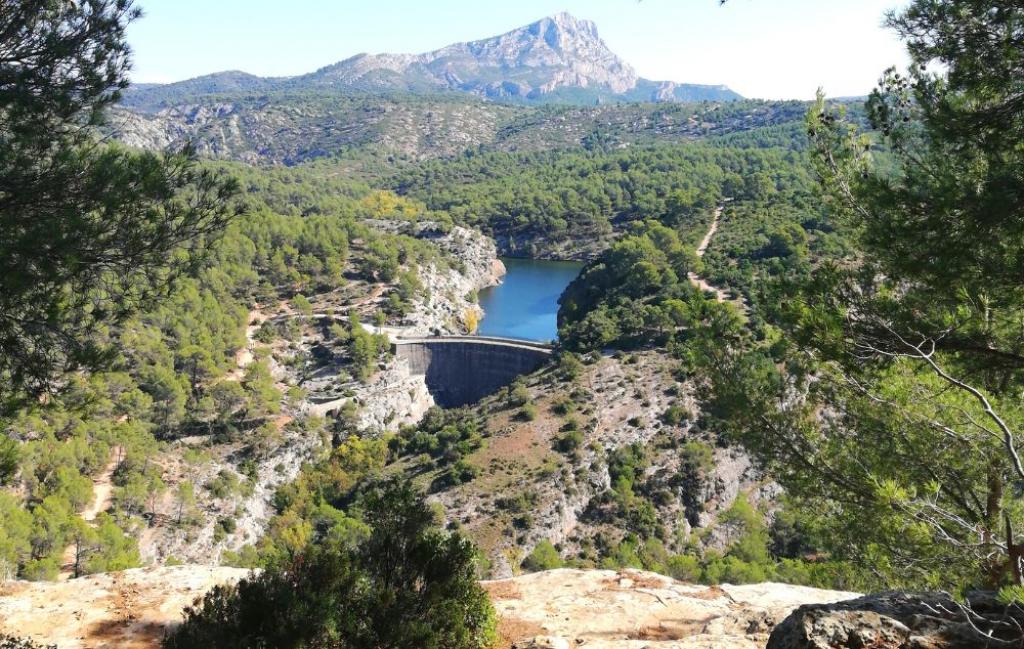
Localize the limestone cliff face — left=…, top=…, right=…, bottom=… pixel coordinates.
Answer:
left=401, top=224, right=505, bottom=336
left=307, top=13, right=638, bottom=98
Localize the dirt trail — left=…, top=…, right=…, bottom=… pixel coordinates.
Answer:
left=225, top=306, right=267, bottom=382
left=687, top=206, right=747, bottom=311
left=695, top=207, right=720, bottom=256
left=81, top=448, right=121, bottom=522
left=59, top=447, right=123, bottom=579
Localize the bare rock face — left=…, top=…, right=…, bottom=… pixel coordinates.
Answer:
left=767, top=590, right=1024, bottom=649
left=234, top=13, right=638, bottom=100
left=0, top=566, right=249, bottom=648
left=118, top=13, right=741, bottom=121
left=489, top=569, right=860, bottom=648
left=0, top=566, right=859, bottom=649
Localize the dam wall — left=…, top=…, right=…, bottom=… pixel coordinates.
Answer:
left=393, top=336, right=552, bottom=408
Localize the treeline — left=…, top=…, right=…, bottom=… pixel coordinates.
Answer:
left=390, top=140, right=818, bottom=249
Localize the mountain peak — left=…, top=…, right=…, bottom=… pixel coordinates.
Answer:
left=518, top=12, right=605, bottom=55
left=536, top=11, right=597, bottom=32
left=123, top=15, right=742, bottom=109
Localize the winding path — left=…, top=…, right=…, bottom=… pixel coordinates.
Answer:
left=687, top=206, right=747, bottom=312
left=59, top=447, right=122, bottom=580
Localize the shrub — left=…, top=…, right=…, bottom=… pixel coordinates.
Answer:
left=555, top=352, right=582, bottom=381
left=508, top=381, right=530, bottom=408
left=517, top=404, right=538, bottom=421
left=291, top=294, right=313, bottom=316
left=164, top=480, right=496, bottom=649
left=666, top=554, right=702, bottom=582
left=554, top=429, right=584, bottom=454
left=550, top=395, right=575, bottom=415
left=496, top=490, right=538, bottom=514
left=661, top=404, right=689, bottom=426
left=522, top=540, right=564, bottom=572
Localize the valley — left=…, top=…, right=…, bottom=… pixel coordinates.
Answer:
left=3, top=2, right=1021, bottom=648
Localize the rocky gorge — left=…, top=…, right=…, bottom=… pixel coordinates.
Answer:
left=134, top=223, right=505, bottom=565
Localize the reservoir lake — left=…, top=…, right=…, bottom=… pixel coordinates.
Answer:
left=476, top=257, right=584, bottom=342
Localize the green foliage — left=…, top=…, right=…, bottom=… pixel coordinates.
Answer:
left=0, top=436, right=18, bottom=486
left=291, top=294, right=313, bottom=316
left=507, top=380, right=531, bottom=408
left=517, top=404, right=538, bottom=422
left=82, top=513, right=140, bottom=574
left=522, top=540, right=564, bottom=572
left=393, top=139, right=811, bottom=252
left=701, top=0, right=1024, bottom=591
left=347, top=314, right=390, bottom=381
left=164, top=481, right=496, bottom=649
left=553, top=428, right=584, bottom=455
left=0, top=1, right=239, bottom=412
left=397, top=407, right=484, bottom=469
left=559, top=220, right=734, bottom=351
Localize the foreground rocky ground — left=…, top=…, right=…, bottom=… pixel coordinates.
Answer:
left=0, top=566, right=858, bottom=648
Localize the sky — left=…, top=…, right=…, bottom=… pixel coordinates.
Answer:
left=126, top=0, right=912, bottom=100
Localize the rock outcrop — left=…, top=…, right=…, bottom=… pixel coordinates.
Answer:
left=402, top=224, right=506, bottom=336
left=305, top=13, right=639, bottom=98
left=0, top=566, right=860, bottom=649
left=489, top=569, right=858, bottom=648
left=0, top=566, right=248, bottom=649
left=767, top=590, right=1024, bottom=649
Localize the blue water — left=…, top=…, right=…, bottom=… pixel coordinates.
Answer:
left=476, top=257, right=584, bottom=342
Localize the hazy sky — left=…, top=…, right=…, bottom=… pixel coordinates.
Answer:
left=127, top=0, right=911, bottom=100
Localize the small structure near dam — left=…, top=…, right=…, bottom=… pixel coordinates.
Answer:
left=393, top=335, right=553, bottom=407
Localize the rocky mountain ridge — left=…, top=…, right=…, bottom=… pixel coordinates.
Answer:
left=111, top=95, right=806, bottom=165
left=121, top=13, right=740, bottom=112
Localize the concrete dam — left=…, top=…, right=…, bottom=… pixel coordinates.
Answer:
left=393, top=336, right=553, bottom=408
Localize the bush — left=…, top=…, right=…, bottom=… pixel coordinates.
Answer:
left=554, top=429, right=584, bottom=454
left=496, top=490, right=538, bottom=514
left=702, top=555, right=773, bottom=585
left=517, top=404, right=538, bottom=421
left=555, top=352, right=582, bottom=381
left=508, top=381, right=530, bottom=408
left=550, top=396, right=575, bottom=416
left=522, top=540, right=564, bottom=572
left=164, top=480, right=496, bottom=649
left=666, top=554, right=702, bottom=582
left=661, top=404, right=689, bottom=426
left=291, top=294, right=313, bottom=316
left=444, top=459, right=479, bottom=486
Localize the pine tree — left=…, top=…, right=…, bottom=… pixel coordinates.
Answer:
left=0, top=0, right=238, bottom=413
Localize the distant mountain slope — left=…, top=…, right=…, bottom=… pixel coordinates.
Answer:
left=111, top=95, right=808, bottom=164
left=121, top=13, right=741, bottom=111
